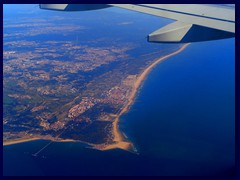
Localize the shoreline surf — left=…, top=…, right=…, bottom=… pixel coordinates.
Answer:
left=102, top=43, right=190, bottom=151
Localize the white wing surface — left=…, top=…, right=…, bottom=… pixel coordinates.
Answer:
left=39, top=4, right=235, bottom=43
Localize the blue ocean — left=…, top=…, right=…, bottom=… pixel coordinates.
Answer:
left=3, top=38, right=235, bottom=176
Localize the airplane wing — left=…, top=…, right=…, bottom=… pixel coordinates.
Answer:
left=39, top=4, right=235, bottom=43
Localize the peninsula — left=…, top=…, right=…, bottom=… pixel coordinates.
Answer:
left=3, top=12, right=190, bottom=151
left=4, top=43, right=190, bottom=152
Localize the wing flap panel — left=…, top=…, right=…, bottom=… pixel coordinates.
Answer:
left=110, top=4, right=235, bottom=33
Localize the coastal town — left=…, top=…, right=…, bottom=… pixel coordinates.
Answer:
left=3, top=13, right=187, bottom=151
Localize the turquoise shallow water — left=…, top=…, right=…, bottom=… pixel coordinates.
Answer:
left=3, top=38, right=235, bottom=176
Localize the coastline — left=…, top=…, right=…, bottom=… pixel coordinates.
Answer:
left=102, top=43, right=190, bottom=151
left=3, top=137, right=79, bottom=147
left=3, top=138, right=41, bottom=146
left=3, top=44, right=190, bottom=150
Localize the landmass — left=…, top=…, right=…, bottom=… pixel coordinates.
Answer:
left=3, top=12, right=189, bottom=152
left=3, top=43, right=189, bottom=151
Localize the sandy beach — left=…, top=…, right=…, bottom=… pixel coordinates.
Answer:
left=103, top=43, right=190, bottom=151
left=3, top=137, right=41, bottom=146
left=3, top=137, right=78, bottom=147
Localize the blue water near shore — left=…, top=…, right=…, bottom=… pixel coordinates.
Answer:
left=3, top=39, right=235, bottom=176
left=119, top=38, right=235, bottom=175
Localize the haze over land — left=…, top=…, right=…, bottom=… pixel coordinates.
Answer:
left=3, top=5, right=182, bottom=150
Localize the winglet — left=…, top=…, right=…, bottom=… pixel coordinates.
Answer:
left=148, top=21, right=235, bottom=43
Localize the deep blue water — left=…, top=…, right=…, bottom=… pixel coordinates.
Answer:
left=3, top=38, right=235, bottom=176
left=120, top=38, right=235, bottom=176
left=3, top=4, right=235, bottom=176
